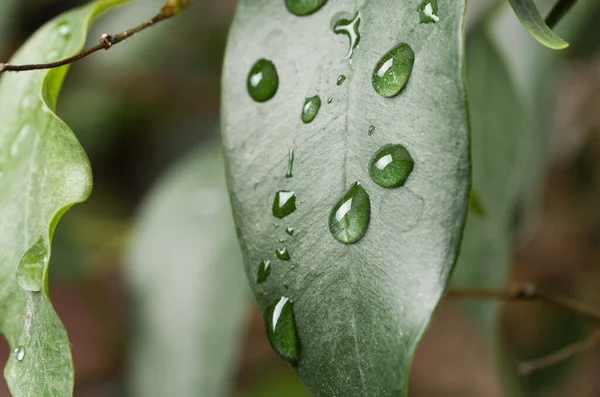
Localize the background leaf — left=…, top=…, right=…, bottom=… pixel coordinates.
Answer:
left=222, top=0, right=469, bottom=395
left=507, top=0, right=568, bottom=50
left=0, top=1, right=126, bottom=395
left=126, top=142, right=248, bottom=397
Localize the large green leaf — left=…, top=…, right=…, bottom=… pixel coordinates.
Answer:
left=126, top=143, right=248, bottom=397
left=507, top=0, right=568, bottom=50
left=221, top=1, right=469, bottom=395
left=0, top=1, right=127, bottom=395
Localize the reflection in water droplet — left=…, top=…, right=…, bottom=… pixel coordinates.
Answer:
left=10, top=125, right=31, bottom=157
left=337, top=75, right=347, bottom=86
left=57, top=22, right=71, bottom=37
left=333, top=13, right=361, bottom=58
left=419, top=0, right=440, bottom=23
left=368, top=126, right=375, bottom=136
left=372, top=43, right=415, bottom=98
left=266, top=296, right=299, bottom=363
left=257, top=260, right=271, bottom=284
left=247, top=59, right=279, bottom=102
left=276, top=247, right=291, bottom=261
left=285, top=0, right=328, bottom=16
left=12, top=347, right=25, bottom=361
left=272, top=191, right=297, bottom=219
left=286, top=149, right=295, bottom=178
left=327, top=97, right=333, bottom=104
left=329, top=182, right=371, bottom=244
left=369, top=144, right=414, bottom=188
left=301, top=96, right=321, bottom=124
left=285, top=227, right=295, bottom=236
left=16, top=236, right=47, bottom=292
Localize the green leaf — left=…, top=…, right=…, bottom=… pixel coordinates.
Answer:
left=507, top=0, right=569, bottom=50
left=126, top=143, right=248, bottom=397
left=0, top=1, right=127, bottom=395
left=221, top=1, right=469, bottom=395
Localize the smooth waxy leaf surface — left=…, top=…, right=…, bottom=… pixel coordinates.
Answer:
left=222, top=1, right=469, bottom=395
left=127, top=144, right=248, bottom=397
left=0, top=1, right=126, bottom=395
left=508, top=0, right=569, bottom=50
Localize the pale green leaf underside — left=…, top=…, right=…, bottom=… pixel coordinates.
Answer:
left=126, top=144, right=248, bottom=397
left=508, top=0, right=569, bottom=50
left=222, top=1, right=469, bottom=395
left=0, top=1, right=127, bottom=395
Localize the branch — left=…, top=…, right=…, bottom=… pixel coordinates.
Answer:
left=545, top=0, right=578, bottom=29
left=0, top=0, right=189, bottom=75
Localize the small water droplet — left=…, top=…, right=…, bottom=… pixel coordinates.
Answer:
left=274, top=223, right=279, bottom=228
left=301, top=96, right=321, bottom=124
left=285, top=0, right=328, bottom=16
left=266, top=296, right=299, bottom=363
left=57, top=22, right=71, bottom=37
left=368, top=126, right=375, bottom=136
left=247, top=59, right=279, bottom=102
left=285, top=227, right=295, bottom=236
left=419, top=0, right=440, bottom=23
left=291, top=265, right=296, bottom=270
left=286, top=149, right=295, bottom=178
left=283, top=282, right=290, bottom=289
left=272, top=191, right=297, bottom=219
left=12, top=346, right=25, bottom=361
left=327, top=97, right=333, bottom=104
left=337, top=75, right=346, bottom=85
left=333, top=13, right=361, bottom=58
left=372, top=43, right=415, bottom=98
left=276, top=247, right=291, bottom=261
left=16, top=236, right=47, bottom=292
left=329, top=182, right=371, bottom=244
left=10, top=124, right=31, bottom=157
left=369, top=144, right=414, bottom=188
left=257, top=260, right=271, bottom=284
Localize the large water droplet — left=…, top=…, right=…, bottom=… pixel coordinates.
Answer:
left=301, top=96, right=321, bottom=124
left=12, top=346, right=25, bottom=361
left=57, top=21, right=71, bottom=38
left=285, top=227, right=295, bottom=236
left=276, top=247, right=291, bottom=261
left=257, top=260, right=271, bottom=284
left=329, top=182, right=371, bottom=244
left=419, top=0, right=440, bottom=23
left=16, top=236, right=47, bottom=292
left=333, top=13, right=361, bottom=58
left=247, top=59, right=279, bottom=102
left=286, top=149, right=295, bottom=178
left=272, top=191, right=297, bottom=219
left=266, top=296, right=299, bottom=363
left=372, top=43, right=415, bottom=98
left=369, top=144, right=414, bottom=188
left=337, top=75, right=346, bottom=86
left=285, top=0, right=328, bottom=16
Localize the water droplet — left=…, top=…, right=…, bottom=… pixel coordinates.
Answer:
left=272, top=191, right=296, bottom=219
left=337, top=75, right=347, bottom=85
left=333, top=13, right=361, bottom=58
left=266, top=296, right=299, bottom=363
left=57, top=22, right=71, bottom=37
left=285, top=0, right=328, bottom=16
left=368, top=126, right=375, bottom=136
left=10, top=124, right=31, bottom=157
left=372, top=43, right=415, bottom=98
left=301, top=96, right=321, bottom=124
left=276, top=247, right=291, bottom=261
left=419, top=0, right=440, bottom=23
left=369, top=144, right=414, bottom=188
left=291, top=265, right=296, bottom=270
left=12, top=346, right=25, bottom=361
left=16, top=236, right=47, bottom=292
left=329, top=182, right=371, bottom=244
left=279, top=238, right=285, bottom=243
left=257, top=260, right=271, bottom=284
left=327, top=97, right=333, bottom=104
left=286, top=149, right=295, bottom=178
left=285, top=227, right=295, bottom=236
left=283, top=282, right=290, bottom=289
left=247, top=59, right=278, bottom=102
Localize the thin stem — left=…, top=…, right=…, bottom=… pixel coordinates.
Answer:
left=0, top=1, right=188, bottom=74
left=545, top=0, right=578, bottom=29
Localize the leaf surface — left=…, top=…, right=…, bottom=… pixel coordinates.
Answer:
left=508, top=0, right=569, bottom=49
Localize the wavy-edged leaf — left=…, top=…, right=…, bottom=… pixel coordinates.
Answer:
left=126, top=143, right=248, bottom=397
left=221, top=1, right=469, bottom=395
left=508, top=0, right=568, bottom=50
left=0, top=1, right=127, bottom=395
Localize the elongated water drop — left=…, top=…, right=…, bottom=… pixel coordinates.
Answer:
left=333, top=13, right=361, bottom=58
left=276, top=247, right=291, bottom=261
left=327, top=97, right=333, bottom=104
left=247, top=59, right=278, bottom=102
left=368, top=126, right=375, bottom=136
left=301, top=96, right=321, bottom=124
left=337, top=75, right=346, bottom=85
left=286, top=149, right=295, bottom=178
left=266, top=297, right=299, bottom=363
left=257, top=260, right=271, bottom=284
left=285, top=0, right=328, bottom=16
left=16, top=236, right=47, bottom=292
left=372, top=43, right=415, bottom=98
left=12, top=347, right=25, bottom=361
left=369, top=144, right=414, bottom=188
left=272, top=191, right=296, bottom=219
left=419, top=0, right=440, bottom=23
left=329, top=182, right=370, bottom=244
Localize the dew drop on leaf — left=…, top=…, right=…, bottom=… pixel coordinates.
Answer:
left=272, top=191, right=297, bottom=219
left=276, top=247, right=291, bottom=261
left=284, top=0, right=328, bottom=16
left=329, top=182, right=371, bottom=244
left=57, top=21, right=71, bottom=38
left=372, top=43, right=415, bottom=98
left=368, top=125, right=375, bottom=136
left=257, top=260, right=271, bottom=283
left=16, top=236, right=48, bottom=292
left=12, top=346, right=25, bottom=361
left=333, top=12, right=361, bottom=58
left=369, top=144, right=414, bottom=188
left=327, top=97, right=333, bottom=104
left=266, top=296, right=299, bottom=363
left=301, top=96, right=321, bottom=124
left=337, top=75, right=347, bottom=86
left=247, top=59, right=278, bottom=102
left=285, top=227, right=295, bottom=236
left=418, top=0, right=440, bottom=23
left=286, top=149, right=295, bottom=178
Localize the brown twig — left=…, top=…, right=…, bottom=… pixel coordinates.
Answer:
left=0, top=1, right=188, bottom=75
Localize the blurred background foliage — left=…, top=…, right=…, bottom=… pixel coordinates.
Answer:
left=1, top=0, right=600, bottom=396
